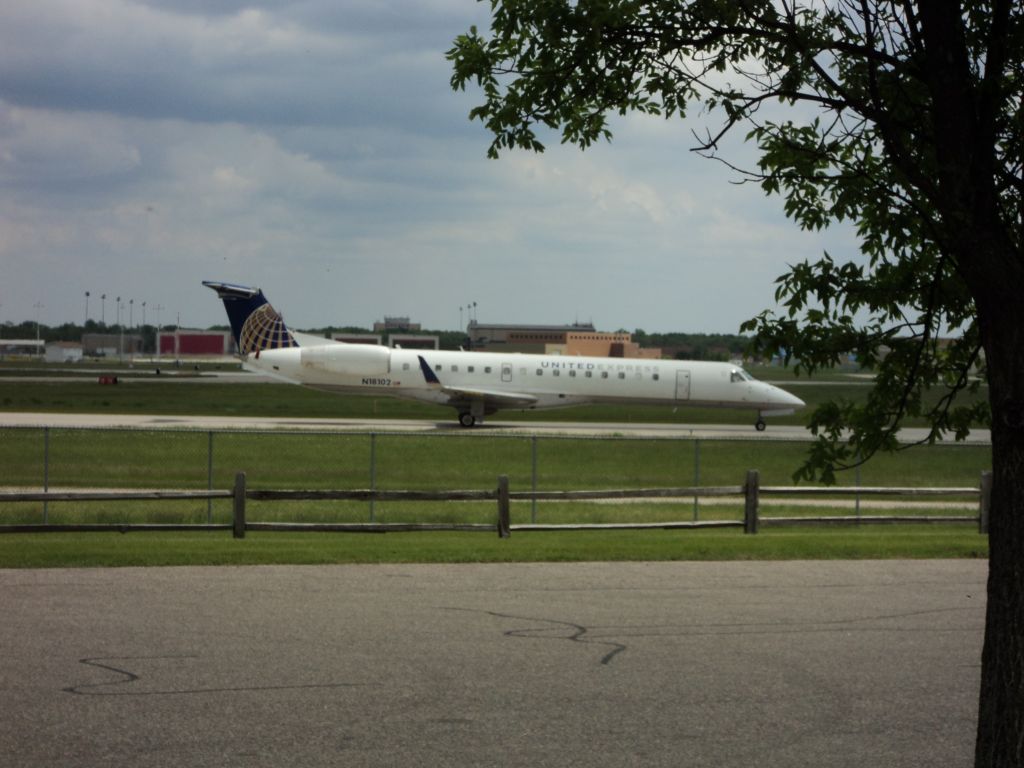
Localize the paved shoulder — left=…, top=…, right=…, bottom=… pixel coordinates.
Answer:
left=1, top=560, right=984, bottom=767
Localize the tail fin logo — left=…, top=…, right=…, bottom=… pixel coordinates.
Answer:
left=239, top=303, right=298, bottom=354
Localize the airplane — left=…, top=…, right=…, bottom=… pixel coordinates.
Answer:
left=203, top=280, right=805, bottom=429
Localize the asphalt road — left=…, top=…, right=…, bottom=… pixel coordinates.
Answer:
left=1, top=560, right=984, bottom=767
left=0, top=410, right=993, bottom=443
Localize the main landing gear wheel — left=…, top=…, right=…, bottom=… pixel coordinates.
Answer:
left=755, top=417, right=767, bottom=432
left=458, top=412, right=476, bottom=428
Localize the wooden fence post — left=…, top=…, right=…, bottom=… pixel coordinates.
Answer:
left=233, top=472, right=247, bottom=539
left=744, top=469, right=760, bottom=534
left=980, top=470, right=992, bottom=534
left=497, top=475, right=511, bottom=538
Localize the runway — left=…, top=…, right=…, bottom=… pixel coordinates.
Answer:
left=0, top=410, right=993, bottom=443
left=0, top=560, right=983, bottom=767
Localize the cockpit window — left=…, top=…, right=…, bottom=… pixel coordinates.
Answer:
left=730, top=369, right=754, bottom=383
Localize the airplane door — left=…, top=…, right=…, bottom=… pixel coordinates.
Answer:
left=501, top=363, right=513, bottom=383
left=675, top=370, right=691, bottom=400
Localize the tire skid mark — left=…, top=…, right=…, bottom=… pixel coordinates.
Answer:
left=64, top=656, right=370, bottom=696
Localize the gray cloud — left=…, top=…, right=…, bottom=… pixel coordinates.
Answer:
left=0, top=0, right=857, bottom=334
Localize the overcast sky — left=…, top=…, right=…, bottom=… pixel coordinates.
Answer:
left=0, top=0, right=858, bottom=334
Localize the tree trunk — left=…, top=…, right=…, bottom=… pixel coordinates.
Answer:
left=912, top=7, right=1022, bottom=761
left=974, top=317, right=1024, bottom=765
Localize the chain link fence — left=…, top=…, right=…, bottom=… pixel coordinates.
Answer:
left=0, top=426, right=992, bottom=527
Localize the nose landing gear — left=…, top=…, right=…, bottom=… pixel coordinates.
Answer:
left=755, top=416, right=767, bottom=431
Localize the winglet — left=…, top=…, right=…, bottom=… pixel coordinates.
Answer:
left=417, top=355, right=441, bottom=385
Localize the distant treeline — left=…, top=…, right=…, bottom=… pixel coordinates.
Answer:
left=304, top=326, right=469, bottom=351
left=298, top=327, right=753, bottom=358
left=630, top=330, right=752, bottom=361
left=3, top=320, right=122, bottom=343
left=5, top=320, right=750, bottom=360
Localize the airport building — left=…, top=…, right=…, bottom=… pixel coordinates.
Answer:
left=44, top=342, right=84, bottom=363
left=332, top=332, right=439, bottom=349
left=467, top=321, right=662, bottom=359
left=0, top=339, right=45, bottom=357
left=157, top=329, right=234, bottom=356
left=82, top=333, right=144, bottom=357
left=125, top=321, right=651, bottom=359
left=388, top=334, right=439, bottom=350
left=373, top=316, right=421, bottom=333
left=333, top=333, right=382, bottom=345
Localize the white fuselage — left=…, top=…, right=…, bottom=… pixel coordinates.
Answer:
left=247, top=343, right=804, bottom=417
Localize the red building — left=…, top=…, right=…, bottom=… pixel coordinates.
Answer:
left=158, top=330, right=235, bottom=356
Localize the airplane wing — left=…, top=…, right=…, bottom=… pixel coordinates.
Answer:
left=417, top=355, right=538, bottom=408
left=433, top=384, right=538, bottom=408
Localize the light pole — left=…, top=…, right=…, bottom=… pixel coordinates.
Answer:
left=33, top=301, right=44, bottom=356
left=84, top=291, right=90, bottom=326
left=154, top=304, right=164, bottom=360
left=116, top=297, right=123, bottom=362
left=467, top=301, right=478, bottom=347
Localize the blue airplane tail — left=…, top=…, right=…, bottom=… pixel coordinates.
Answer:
left=202, top=281, right=299, bottom=354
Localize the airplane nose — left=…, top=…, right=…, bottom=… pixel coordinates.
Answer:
left=780, top=387, right=805, bottom=409
left=763, top=383, right=805, bottom=409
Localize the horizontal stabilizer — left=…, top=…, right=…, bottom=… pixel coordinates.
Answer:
left=201, top=281, right=260, bottom=300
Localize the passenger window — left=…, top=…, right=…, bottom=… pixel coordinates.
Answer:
left=585, top=371, right=593, bottom=378
left=552, top=370, right=560, bottom=377
left=601, top=372, right=608, bottom=379
left=485, top=367, right=492, bottom=374
left=618, top=372, right=626, bottom=379
left=536, top=369, right=543, bottom=376
left=402, top=363, right=410, bottom=371
left=569, top=370, right=576, bottom=377
left=652, top=373, right=659, bottom=381
left=468, top=366, right=475, bottom=373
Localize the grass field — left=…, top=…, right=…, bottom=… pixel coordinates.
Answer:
left=0, top=363, right=992, bottom=567
left=0, top=526, right=989, bottom=568
left=0, top=426, right=991, bottom=497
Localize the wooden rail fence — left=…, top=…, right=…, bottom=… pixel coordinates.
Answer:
left=0, top=470, right=992, bottom=536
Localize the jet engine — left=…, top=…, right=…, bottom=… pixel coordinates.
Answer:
left=300, top=344, right=391, bottom=375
